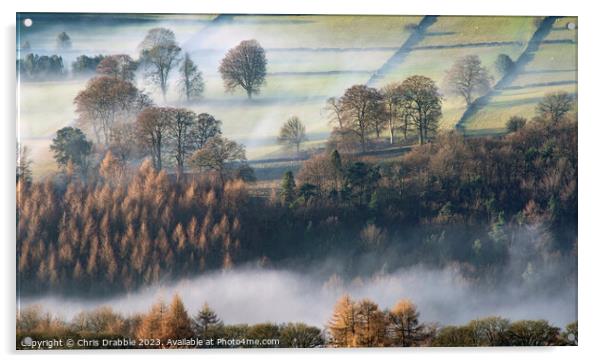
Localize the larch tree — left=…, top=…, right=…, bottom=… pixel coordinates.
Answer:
left=444, top=55, right=492, bottom=107
left=277, top=116, right=307, bottom=155
left=355, top=299, right=386, bottom=347
left=400, top=75, right=442, bottom=145
left=388, top=299, right=425, bottom=347
left=164, top=294, right=194, bottom=339
left=137, top=299, right=168, bottom=340
left=219, top=39, right=267, bottom=99
left=327, top=294, right=357, bottom=347
left=178, top=53, right=204, bottom=102
left=139, top=28, right=182, bottom=101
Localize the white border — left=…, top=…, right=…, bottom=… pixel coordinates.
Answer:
left=2, top=1, right=600, bottom=362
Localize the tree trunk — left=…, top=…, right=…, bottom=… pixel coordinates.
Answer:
left=156, top=144, right=162, bottom=170
left=389, top=118, right=394, bottom=145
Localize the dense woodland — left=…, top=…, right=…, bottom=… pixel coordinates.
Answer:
left=17, top=113, right=577, bottom=294
left=17, top=26, right=578, bottom=347
left=17, top=293, right=577, bottom=349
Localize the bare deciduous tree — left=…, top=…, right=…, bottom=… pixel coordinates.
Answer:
left=190, top=113, right=222, bottom=150
left=277, top=116, right=307, bottom=154
left=178, top=53, right=204, bottom=102
left=135, top=107, right=174, bottom=170
left=97, top=54, right=138, bottom=81
left=400, top=75, right=442, bottom=145
left=325, top=97, right=346, bottom=129
left=219, top=40, right=267, bottom=99
left=536, top=91, right=574, bottom=123
left=444, top=55, right=492, bottom=107
left=339, top=85, right=383, bottom=152
left=189, top=136, right=246, bottom=184
left=380, top=82, right=405, bottom=144
left=139, top=28, right=182, bottom=101
left=74, top=76, right=140, bottom=145
left=168, top=108, right=196, bottom=175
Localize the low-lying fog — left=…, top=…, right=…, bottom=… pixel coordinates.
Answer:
left=18, top=266, right=577, bottom=328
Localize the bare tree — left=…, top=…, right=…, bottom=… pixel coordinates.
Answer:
left=325, top=97, right=346, bottom=129
left=190, top=113, right=222, bottom=150
left=219, top=40, right=267, bottom=99
left=339, top=85, right=382, bottom=152
left=97, top=54, right=138, bottom=81
left=536, top=92, right=574, bottom=123
left=444, top=55, right=492, bottom=107
left=74, top=76, right=140, bottom=145
left=139, top=28, right=182, bottom=101
left=108, top=122, right=139, bottom=164
left=189, top=136, right=246, bottom=184
left=178, top=53, right=204, bottom=102
left=168, top=108, right=196, bottom=175
left=380, top=83, right=404, bottom=144
left=400, top=75, right=442, bottom=145
left=135, top=107, right=174, bottom=170
left=277, top=116, right=308, bottom=155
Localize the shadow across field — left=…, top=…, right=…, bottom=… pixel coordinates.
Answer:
left=366, top=15, right=439, bottom=86
left=456, top=16, right=561, bottom=131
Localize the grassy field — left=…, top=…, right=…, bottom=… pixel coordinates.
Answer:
left=203, top=15, right=423, bottom=49
left=419, top=16, right=537, bottom=45
left=373, top=16, right=539, bottom=131
left=18, top=15, right=577, bottom=179
left=462, top=17, right=577, bottom=130
left=18, top=80, right=87, bottom=179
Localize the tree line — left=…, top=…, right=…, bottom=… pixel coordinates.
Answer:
left=18, top=27, right=266, bottom=104
left=17, top=101, right=576, bottom=294
left=17, top=294, right=577, bottom=349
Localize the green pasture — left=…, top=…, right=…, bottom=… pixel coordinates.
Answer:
left=462, top=17, right=577, bottom=130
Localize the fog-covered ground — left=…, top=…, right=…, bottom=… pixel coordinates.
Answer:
left=17, top=14, right=414, bottom=177
left=18, top=265, right=577, bottom=327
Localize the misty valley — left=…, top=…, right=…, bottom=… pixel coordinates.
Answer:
left=16, top=13, right=577, bottom=348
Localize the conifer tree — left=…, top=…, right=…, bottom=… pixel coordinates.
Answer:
left=193, top=302, right=223, bottom=337
left=280, top=171, right=296, bottom=206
